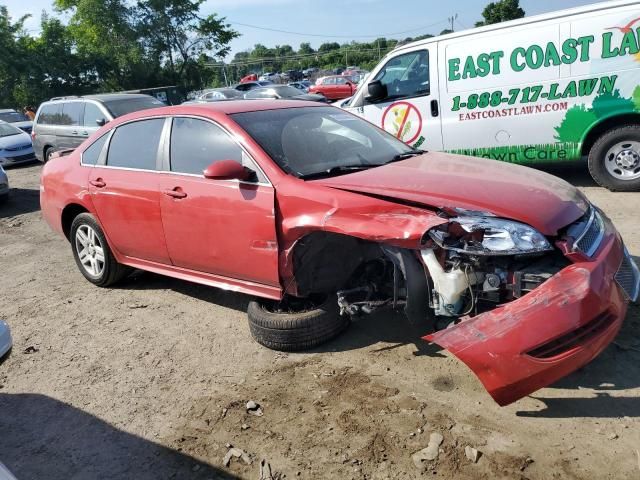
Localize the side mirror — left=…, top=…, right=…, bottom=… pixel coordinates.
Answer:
left=96, top=118, right=107, bottom=127
left=367, top=80, right=387, bottom=101
left=203, top=160, right=251, bottom=181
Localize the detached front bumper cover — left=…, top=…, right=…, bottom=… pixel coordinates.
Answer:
left=426, top=220, right=633, bottom=406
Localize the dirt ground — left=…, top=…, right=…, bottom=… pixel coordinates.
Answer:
left=0, top=162, right=639, bottom=480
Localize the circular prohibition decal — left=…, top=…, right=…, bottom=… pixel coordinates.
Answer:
left=381, top=101, right=423, bottom=145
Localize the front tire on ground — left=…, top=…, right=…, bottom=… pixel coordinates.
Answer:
left=70, top=213, right=130, bottom=287
left=247, top=295, right=348, bottom=351
left=588, top=125, right=640, bottom=191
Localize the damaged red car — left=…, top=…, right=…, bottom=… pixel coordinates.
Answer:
left=40, top=101, right=640, bottom=406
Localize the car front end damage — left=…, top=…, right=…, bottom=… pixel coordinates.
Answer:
left=281, top=198, right=638, bottom=406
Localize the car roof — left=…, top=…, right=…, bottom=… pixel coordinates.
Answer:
left=115, top=100, right=326, bottom=124
left=0, top=109, right=17, bottom=113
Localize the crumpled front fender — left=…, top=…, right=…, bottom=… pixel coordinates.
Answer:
left=426, top=230, right=627, bottom=406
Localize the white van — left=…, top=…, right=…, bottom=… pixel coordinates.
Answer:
left=342, top=0, right=640, bottom=191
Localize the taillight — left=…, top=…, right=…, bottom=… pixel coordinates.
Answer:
left=31, top=130, right=36, bottom=141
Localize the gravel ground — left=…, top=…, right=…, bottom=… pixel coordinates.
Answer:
left=0, top=162, right=639, bottom=480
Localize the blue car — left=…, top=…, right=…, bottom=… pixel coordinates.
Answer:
left=0, top=320, right=11, bottom=359
left=0, top=121, right=36, bottom=167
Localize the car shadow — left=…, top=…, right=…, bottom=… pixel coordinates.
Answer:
left=0, top=187, right=41, bottom=218
left=0, top=393, right=238, bottom=480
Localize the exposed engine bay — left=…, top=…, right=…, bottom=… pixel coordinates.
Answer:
left=291, top=212, right=570, bottom=331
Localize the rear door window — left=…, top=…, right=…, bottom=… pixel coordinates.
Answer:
left=82, top=134, right=109, bottom=166
left=37, top=104, right=62, bottom=125
left=106, top=118, right=164, bottom=170
left=61, top=102, right=84, bottom=126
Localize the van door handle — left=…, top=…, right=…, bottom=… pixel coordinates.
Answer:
left=430, top=99, right=439, bottom=117
left=71, top=130, right=78, bottom=135
left=90, top=179, right=106, bottom=188
left=163, top=188, right=187, bottom=199
left=80, top=131, right=89, bottom=136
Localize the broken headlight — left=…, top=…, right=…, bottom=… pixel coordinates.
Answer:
left=429, top=217, right=552, bottom=256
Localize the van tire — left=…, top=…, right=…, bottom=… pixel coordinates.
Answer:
left=247, top=295, right=348, bottom=351
left=44, top=147, right=54, bottom=163
left=588, top=125, right=640, bottom=191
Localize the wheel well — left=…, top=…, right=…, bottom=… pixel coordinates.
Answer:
left=581, top=114, right=640, bottom=157
left=61, top=204, right=89, bottom=241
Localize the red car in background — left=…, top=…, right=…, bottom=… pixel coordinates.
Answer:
left=240, top=73, right=258, bottom=83
left=40, top=100, right=639, bottom=406
left=309, top=76, right=357, bottom=100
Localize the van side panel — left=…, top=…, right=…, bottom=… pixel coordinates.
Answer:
left=438, top=3, right=640, bottom=164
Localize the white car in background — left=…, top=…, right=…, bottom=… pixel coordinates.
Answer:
left=259, top=72, right=280, bottom=82
left=0, top=121, right=36, bottom=167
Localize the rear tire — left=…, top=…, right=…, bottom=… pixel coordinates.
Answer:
left=70, top=213, right=130, bottom=287
left=588, top=125, right=640, bottom=191
left=44, top=147, right=54, bottom=163
left=247, top=295, right=348, bottom=351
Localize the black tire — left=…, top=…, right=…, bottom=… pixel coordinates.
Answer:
left=247, top=295, right=349, bottom=351
left=44, top=147, right=54, bottom=163
left=0, top=193, right=8, bottom=204
left=70, top=213, right=130, bottom=287
left=588, top=125, right=640, bottom=191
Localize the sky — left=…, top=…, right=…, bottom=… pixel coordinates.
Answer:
left=5, top=0, right=599, bottom=59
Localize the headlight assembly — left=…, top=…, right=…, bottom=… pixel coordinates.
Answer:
left=429, top=216, right=553, bottom=256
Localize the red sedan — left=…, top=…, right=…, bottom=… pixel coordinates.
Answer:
left=40, top=101, right=639, bottom=406
left=308, top=76, right=357, bottom=100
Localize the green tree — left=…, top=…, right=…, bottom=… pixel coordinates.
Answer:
left=299, top=42, right=314, bottom=54
left=136, top=0, right=238, bottom=88
left=554, top=104, right=598, bottom=143
left=591, top=89, right=635, bottom=119
left=475, top=0, right=525, bottom=27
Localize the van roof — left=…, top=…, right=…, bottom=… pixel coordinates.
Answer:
left=391, top=0, right=636, bottom=55
left=46, top=93, right=154, bottom=103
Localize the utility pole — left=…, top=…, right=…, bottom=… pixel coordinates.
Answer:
left=448, top=13, right=458, bottom=32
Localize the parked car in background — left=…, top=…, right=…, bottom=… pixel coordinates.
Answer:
left=32, top=94, right=164, bottom=162
left=0, top=164, right=9, bottom=203
left=0, top=319, right=11, bottom=359
left=234, top=81, right=275, bottom=93
left=0, top=109, right=33, bottom=134
left=286, top=70, right=303, bottom=82
left=309, top=76, right=357, bottom=100
left=40, top=100, right=639, bottom=407
left=259, top=72, right=280, bottom=82
left=289, top=81, right=311, bottom=92
left=302, top=67, right=318, bottom=77
left=244, top=85, right=328, bottom=102
left=240, top=73, right=258, bottom=83
left=190, top=88, right=243, bottom=102
left=0, top=121, right=36, bottom=167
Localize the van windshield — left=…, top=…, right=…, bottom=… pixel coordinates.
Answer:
left=103, top=97, right=165, bottom=118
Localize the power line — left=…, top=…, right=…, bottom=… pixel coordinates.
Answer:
left=226, top=18, right=449, bottom=39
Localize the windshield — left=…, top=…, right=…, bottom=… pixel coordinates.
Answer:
left=103, top=96, right=165, bottom=118
left=0, top=111, right=29, bottom=123
left=0, top=123, right=22, bottom=137
left=231, top=106, right=417, bottom=179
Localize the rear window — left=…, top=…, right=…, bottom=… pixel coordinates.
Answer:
left=82, top=134, right=109, bottom=166
left=0, top=111, right=29, bottom=123
left=102, top=97, right=165, bottom=118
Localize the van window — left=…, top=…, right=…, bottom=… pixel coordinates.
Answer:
left=372, top=50, right=429, bottom=101
left=61, top=102, right=84, bottom=126
left=37, top=104, right=62, bottom=125
left=83, top=103, right=106, bottom=127
left=107, top=119, right=164, bottom=170
left=81, top=134, right=108, bottom=166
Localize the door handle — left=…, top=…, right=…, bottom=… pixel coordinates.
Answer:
left=163, top=188, right=187, bottom=199
left=80, top=131, right=89, bottom=136
left=90, top=179, right=106, bottom=188
left=430, top=99, right=439, bottom=117
left=71, top=130, right=78, bottom=135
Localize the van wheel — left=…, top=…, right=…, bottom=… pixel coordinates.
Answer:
left=44, top=147, right=54, bottom=163
left=70, top=213, right=131, bottom=287
left=588, top=125, right=640, bottom=191
left=247, top=295, right=348, bottom=351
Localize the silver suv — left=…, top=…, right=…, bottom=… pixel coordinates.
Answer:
left=32, top=94, right=165, bottom=162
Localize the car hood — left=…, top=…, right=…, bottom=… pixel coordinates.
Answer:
left=312, top=152, right=589, bottom=235
left=0, top=132, right=31, bottom=149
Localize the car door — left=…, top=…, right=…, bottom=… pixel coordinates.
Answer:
left=56, top=101, right=85, bottom=150
left=158, top=116, right=279, bottom=287
left=88, top=117, right=172, bottom=265
left=345, top=45, right=443, bottom=151
left=333, top=77, right=351, bottom=99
